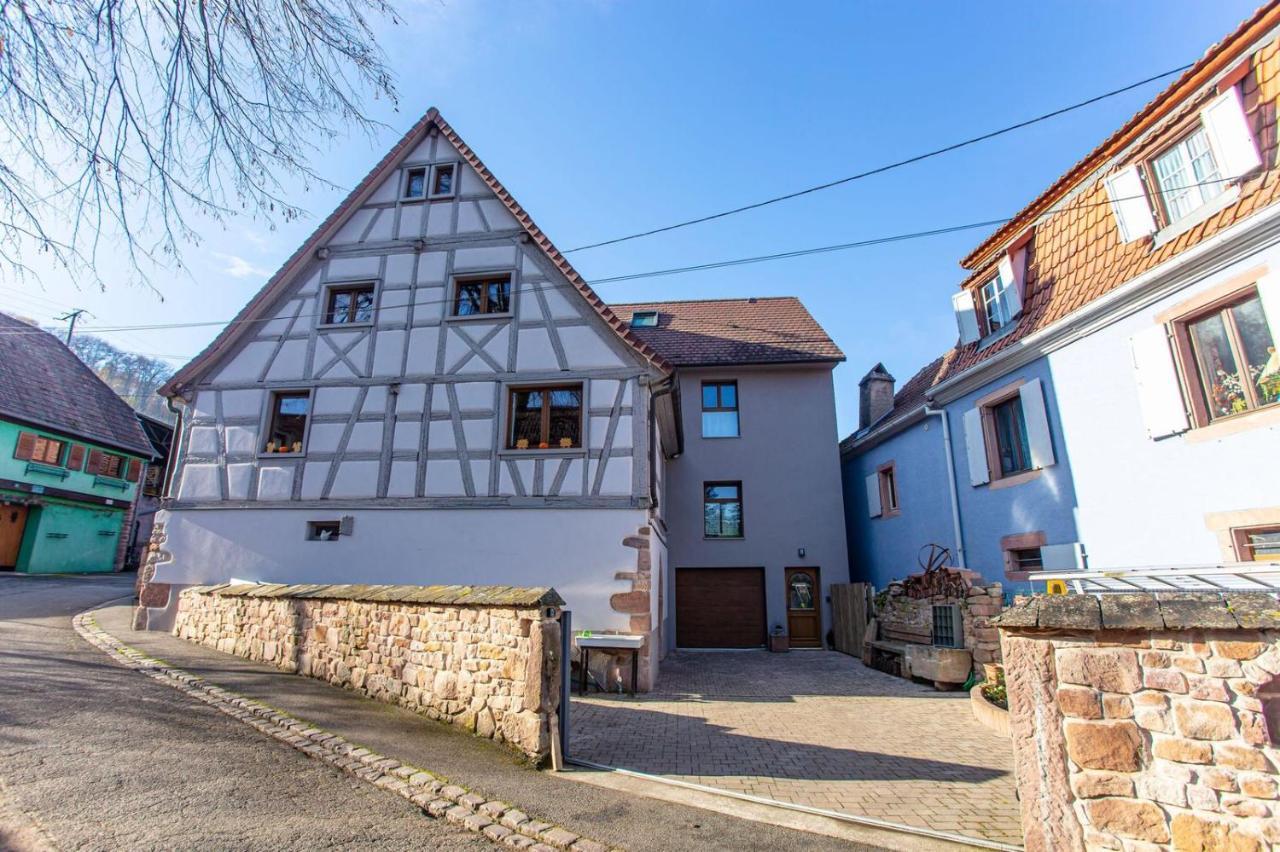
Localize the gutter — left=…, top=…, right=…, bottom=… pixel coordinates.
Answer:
left=930, top=198, right=1280, bottom=405
left=923, top=405, right=965, bottom=569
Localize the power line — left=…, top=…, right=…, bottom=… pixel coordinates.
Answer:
left=562, top=63, right=1194, bottom=253
left=0, top=176, right=1238, bottom=341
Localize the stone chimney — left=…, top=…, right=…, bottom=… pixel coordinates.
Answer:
left=858, top=363, right=895, bottom=430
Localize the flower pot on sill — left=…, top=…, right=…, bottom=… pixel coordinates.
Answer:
left=769, top=634, right=789, bottom=653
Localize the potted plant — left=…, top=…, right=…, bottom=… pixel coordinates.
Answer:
left=768, top=624, right=789, bottom=653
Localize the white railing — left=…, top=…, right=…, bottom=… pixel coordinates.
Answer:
left=1035, top=563, right=1280, bottom=595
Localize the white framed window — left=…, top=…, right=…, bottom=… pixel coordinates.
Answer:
left=1152, top=127, right=1225, bottom=223
left=981, top=271, right=1017, bottom=334
left=404, top=167, right=427, bottom=199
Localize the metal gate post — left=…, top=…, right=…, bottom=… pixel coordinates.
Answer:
left=558, top=609, right=571, bottom=761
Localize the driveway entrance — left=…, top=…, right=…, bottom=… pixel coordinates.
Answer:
left=571, top=650, right=1022, bottom=847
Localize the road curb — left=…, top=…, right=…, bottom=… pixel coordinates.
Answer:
left=73, top=608, right=617, bottom=852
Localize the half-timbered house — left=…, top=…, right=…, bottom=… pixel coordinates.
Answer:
left=139, top=111, right=849, bottom=687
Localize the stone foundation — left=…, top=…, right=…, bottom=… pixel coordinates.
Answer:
left=997, top=593, right=1280, bottom=851
left=596, top=525, right=658, bottom=692
left=173, top=582, right=564, bottom=762
left=132, top=521, right=173, bottom=631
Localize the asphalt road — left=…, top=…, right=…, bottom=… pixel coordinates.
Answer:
left=0, top=573, right=492, bottom=851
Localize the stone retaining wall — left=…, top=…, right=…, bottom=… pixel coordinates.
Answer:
left=173, top=583, right=564, bottom=762
left=996, top=593, right=1280, bottom=851
left=877, top=567, right=1004, bottom=671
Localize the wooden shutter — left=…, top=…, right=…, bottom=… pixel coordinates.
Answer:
left=997, top=253, right=1023, bottom=318
left=864, top=472, right=882, bottom=518
left=86, top=449, right=103, bottom=476
left=1202, top=87, right=1261, bottom=179
left=66, top=444, right=85, bottom=471
left=125, top=459, right=141, bottom=482
left=1130, top=325, right=1190, bottom=440
left=13, top=431, right=36, bottom=461
left=962, top=408, right=989, bottom=486
left=1019, top=378, right=1056, bottom=469
left=1104, top=166, right=1156, bottom=243
left=951, top=290, right=980, bottom=345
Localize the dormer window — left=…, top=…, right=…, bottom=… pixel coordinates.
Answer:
left=404, top=167, right=427, bottom=199
left=630, top=311, right=658, bottom=328
left=981, top=270, right=1018, bottom=334
left=1152, top=126, right=1225, bottom=222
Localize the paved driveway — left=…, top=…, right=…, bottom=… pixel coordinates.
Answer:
left=571, top=650, right=1022, bottom=847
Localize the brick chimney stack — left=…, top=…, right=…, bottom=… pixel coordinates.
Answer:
left=858, top=363, right=895, bottom=430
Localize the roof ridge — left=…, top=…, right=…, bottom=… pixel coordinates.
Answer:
left=611, top=295, right=799, bottom=307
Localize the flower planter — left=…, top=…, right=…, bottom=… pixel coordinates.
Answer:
left=970, top=683, right=1010, bottom=738
left=768, top=634, right=789, bottom=653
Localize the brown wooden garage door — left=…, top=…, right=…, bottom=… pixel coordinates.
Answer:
left=676, top=567, right=766, bottom=649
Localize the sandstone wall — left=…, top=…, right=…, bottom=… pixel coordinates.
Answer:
left=997, top=594, right=1280, bottom=851
left=173, top=583, right=563, bottom=762
left=876, top=568, right=1003, bottom=670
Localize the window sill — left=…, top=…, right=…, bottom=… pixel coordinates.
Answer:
left=987, top=468, right=1043, bottom=491
left=1152, top=185, right=1240, bottom=249
left=497, top=448, right=586, bottom=458
left=703, top=536, right=745, bottom=542
left=258, top=452, right=306, bottom=460
left=700, top=434, right=741, bottom=440
left=1184, top=402, right=1280, bottom=444
left=880, top=508, right=902, bottom=519
left=401, top=196, right=426, bottom=204
left=977, top=317, right=1023, bottom=350
left=318, top=322, right=373, bottom=331
left=445, top=312, right=513, bottom=323
left=428, top=192, right=456, bottom=201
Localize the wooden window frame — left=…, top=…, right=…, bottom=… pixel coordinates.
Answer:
left=321, top=283, right=376, bottom=327
left=703, top=480, right=744, bottom=540
left=429, top=163, right=457, bottom=199
left=89, top=450, right=126, bottom=479
left=1141, top=119, right=1225, bottom=230
left=1002, top=530, right=1047, bottom=581
left=979, top=272, right=1012, bottom=336
left=450, top=273, right=513, bottom=318
left=261, top=389, right=313, bottom=457
left=1169, top=283, right=1277, bottom=428
left=1232, top=525, right=1280, bottom=563
left=976, top=382, right=1032, bottom=482
left=505, top=383, right=584, bottom=451
left=876, top=461, right=899, bottom=516
left=18, top=433, right=66, bottom=466
left=700, top=380, right=740, bottom=439
left=403, top=166, right=428, bottom=199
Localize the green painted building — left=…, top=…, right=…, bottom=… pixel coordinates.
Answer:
left=0, top=312, right=154, bottom=574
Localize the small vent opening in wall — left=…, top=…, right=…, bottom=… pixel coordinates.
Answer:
left=932, top=604, right=963, bottom=648
left=307, top=521, right=341, bottom=542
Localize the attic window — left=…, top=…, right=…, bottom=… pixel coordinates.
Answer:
left=431, top=163, right=456, bottom=198
left=324, top=284, right=375, bottom=325
left=404, top=168, right=427, bottom=199
left=630, top=311, right=659, bottom=328
left=981, top=270, right=1017, bottom=333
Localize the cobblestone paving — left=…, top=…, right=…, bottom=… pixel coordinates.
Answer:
left=572, top=651, right=1023, bottom=847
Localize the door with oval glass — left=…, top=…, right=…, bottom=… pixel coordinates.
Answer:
left=785, top=566, right=821, bottom=648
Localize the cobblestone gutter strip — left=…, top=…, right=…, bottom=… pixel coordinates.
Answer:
left=73, top=610, right=615, bottom=852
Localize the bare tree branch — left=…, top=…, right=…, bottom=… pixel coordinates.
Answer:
left=0, top=0, right=401, bottom=291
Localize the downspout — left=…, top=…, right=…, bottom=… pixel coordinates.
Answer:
left=923, top=404, right=965, bottom=569
left=161, top=395, right=186, bottom=500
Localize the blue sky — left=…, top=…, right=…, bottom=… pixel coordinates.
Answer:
left=4, top=0, right=1261, bottom=433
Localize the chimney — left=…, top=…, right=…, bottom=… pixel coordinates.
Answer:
left=858, top=363, right=895, bottom=430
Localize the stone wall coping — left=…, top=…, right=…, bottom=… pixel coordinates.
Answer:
left=183, top=582, right=565, bottom=608
left=994, top=592, right=1280, bottom=631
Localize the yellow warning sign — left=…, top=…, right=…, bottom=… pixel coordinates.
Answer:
left=1046, top=579, right=1069, bottom=596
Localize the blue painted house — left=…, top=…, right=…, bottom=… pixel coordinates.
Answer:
left=843, top=10, right=1280, bottom=589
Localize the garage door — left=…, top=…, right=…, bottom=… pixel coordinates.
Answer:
left=676, top=567, right=766, bottom=649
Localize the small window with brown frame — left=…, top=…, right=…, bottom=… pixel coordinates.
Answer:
left=703, top=481, right=744, bottom=539
left=453, top=274, right=512, bottom=317
left=507, top=384, right=582, bottom=450
left=877, top=462, right=899, bottom=514
left=430, top=163, right=456, bottom=198
left=263, top=391, right=311, bottom=455
left=88, top=450, right=126, bottom=479
left=323, top=284, right=375, bottom=326
left=15, top=433, right=65, bottom=466
left=1233, top=525, right=1280, bottom=563
left=979, top=391, right=1033, bottom=479
left=1171, top=285, right=1279, bottom=426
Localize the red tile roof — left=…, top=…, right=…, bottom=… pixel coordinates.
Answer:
left=609, top=297, right=844, bottom=367
left=160, top=110, right=670, bottom=398
left=0, top=312, right=154, bottom=456
left=940, top=3, right=1280, bottom=382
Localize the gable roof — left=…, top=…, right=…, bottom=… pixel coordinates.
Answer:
left=609, top=297, right=844, bottom=366
left=0, top=312, right=154, bottom=456
left=159, top=109, right=670, bottom=398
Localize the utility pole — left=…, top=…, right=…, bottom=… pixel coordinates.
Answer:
left=55, top=309, right=88, bottom=345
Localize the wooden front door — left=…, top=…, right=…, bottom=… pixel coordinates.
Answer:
left=0, top=505, right=29, bottom=569
left=785, top=567, right=822, bottom=648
